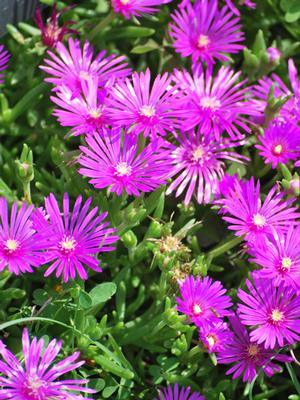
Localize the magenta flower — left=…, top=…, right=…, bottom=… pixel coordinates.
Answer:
left=238, top=274, right=300, bottom=349
left=169, top=0, right=244, bottom=66
left=111, top=0, right=172, bottom=19
left=78, top=129, right=174, bottom=196
left=216, top=177, right=300, bottom=245
left=40, top=38, right=131, bottom=97
left=34, top=3, right=78, bottom=48
left=156, top=384, right=204, bottom=400
left=0, top=328, right=95, bottom=399
left=256, top=121, right=300, bottom=169
left=0, top=45, right=10, bottom=85
left=267, top=47, right=281, bottom=64
left=225, top=0, right=256, bottom=16
left=166, top=129, right=248, bottom=205
left=249, top=226, right=300, bottom=290
left=176, top=275, right=232, bottom=328
left=36, top=193, right=118, bottom=282
left=217, top=315, right=292, bottom=382
left=199, top=321, right=233, bottom=353
left=51, top=76, right=110, bottom=136
left=173, top=66, right=258, bottom=139
left=0, top=198, right=45, bottom=275
left=107, top=69, right=179, bottom=138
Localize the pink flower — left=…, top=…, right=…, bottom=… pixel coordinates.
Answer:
left=111, top=0, right=172, bottom=19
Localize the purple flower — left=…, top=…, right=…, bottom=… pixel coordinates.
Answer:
left=51, top=76, right=110, bottom=136
left=34, top=3, right=78, bottom=48
left=111, top=0, right=172, bottom=19
left=238, top=273, right=300, bottom=349
left=107, top=69, right=179, bottom=138
left=40, top=38, right=131, bottom=97
left=176, top=275, right=232, bottom=328
left=217, top=315, right=292, bottom=382
left=0, top=45, right=10, bottom=85
left=225, top=0, right=256, bottom=16
left=156, top=383, right=204, bottom=400
left=199, top=321, right=233, bottom=353
left=267, top=47, right=281, bottom=64
left=166, top=129, right=248, bottom=205
left=0, top=198, right=45, bottom=275
left=256, top=121, right=300, bottom=169
left=249, top=226, right=300, bottom=290
left=173, top=66, right=258, bottom=140
left=35, top=193, right=118, bottom=282
left=0, top=328, right=95, bottom=399
left=169, top=0, right=244, bottom=66
left=216, top=177, right=300, bottom=245
left=78, top=129, right=174, bottom=196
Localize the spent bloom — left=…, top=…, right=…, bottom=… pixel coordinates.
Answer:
left=111, top=0, right=172, bottom=19
left=217, top=315, right=291, bottom=382
left=169, top=0, right=244, bottom=66
left=78, top=129, right=174, bottom=196
left=0, top=44, right=10, bottom=85
left=216, top=177, right=300, bottom=245
left=107, top=69, right=179, bottom=138
left=156, top=383, right=204, bottom=400
left=166, top=129, right=248, bottom=205
left=199, top=321, right=233, bottom=353
left=40, top=38, right=131, bottom=97
left=176, top=275, right=232, bottom=328
left=238, top=273, right=300, bottom=349
left=34, top=3, right=78, bottom=48
left=173, top=66, right=258, bottom=139
left=0, top=328, right=95, bottom=399
left=35, top=193, right=118, bottom=282
left=0, top=198, right=45, bottom=275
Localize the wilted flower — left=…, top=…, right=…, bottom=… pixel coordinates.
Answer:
left=199, top=321, right=233, bottom=353
left=156, top=383, right=204, bottom=400
left=169, top=0, right=244, bottom=66
left=0, top=44, right=10, bottom=84
left=111, top=0, right=172, bottom=19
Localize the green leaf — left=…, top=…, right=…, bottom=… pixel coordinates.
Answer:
left=105, top=27, right=155, bottom=40
left=78, top=291, right=92, bottom=309
left=285, top=11, right=300, bottom=23
left=131, top=40, right=159, bottom=54
left=89, top=282, right=117, bottom=306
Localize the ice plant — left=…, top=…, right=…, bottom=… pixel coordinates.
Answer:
left=36, top=193, right=118, bottom=282
left=34, top=3, right=78, bottom=48
left=217, top=315, right=291, bottom=382
left=107, top=68, right=179, bottom=138
left=0, top=44, right=10, bottom=85
left=40, top=38, right=131, bottom=97
left=0, top=198, right=45, bottom=275
left=176, top=275, right=232, bottom=328
left=256, top=121, right=300, bottom=169
left=216, top=177, right=300, bottom=245
left=166, top=129, right=248, bottom=204
left=237, top=274, right=300, bottom=349
left=225, top=0, right=256, bottom=16
left=111, top=0, right=172, bottom=19
left=199, top=321, right=233, bottom=353
left=169, top=0, right=244, bottom=66
left=173, top=66, right=258, bottom=139
left=156, top=383, right=204, bottom=400
left=78, top=129, right=174, bottom=196
left=0, top=328, right=95, bottom=399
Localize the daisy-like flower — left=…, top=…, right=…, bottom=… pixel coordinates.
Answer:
left=238, top=273, right=300, bottom=349
left=166, top=129, right=248, bottom=205
left=176, top=275, right=232, bottom=328
left=256, top=121, right=300, bottom=169
left=0, top=328, right=95, bottom=399
left=249, top=226, right=300, bottom=290
left=199, top=321, right=233, bottom=353
left=169, top=0, right=244, bottom=66
left=111, top=0, right=172, bottom=19
left=0, top=198, right=45, bottom=275
left=156, top=383, right=204, bottom=400
left=35, top=193, right=118, bottom=282
left=78, top=129, right=174, bottom=196
left=51, top=76, right=110, bottom=136
left=216, top=177, right=300, bottom=245
left=107, top=69, right=179, bottom=138
left=40, top=38, right=131, bottom=97
left=0, top=45, right=10, bottom=85
left=217, top=315, right=292, bottom=382
left=173, top=66, right=258, bottom=139
left=34, top=3, right=78, bottom=48
left=225, top=0, right=256, bottom=16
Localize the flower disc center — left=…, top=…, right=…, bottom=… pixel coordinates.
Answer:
left=273, top=144, right=283, bottom=155
left=4, top=239, right=19, bottom=253
left=192, top=303, right=203, bottom=315
left=200, top=96, right=220, bottom=111
left=139, top=105, right=156, bottom=118
left=59, top=236, right=78, bottom=254
left=252, top=213, right=266, bottom=228
left=115, top=162, right=133, bottom=177
left=197, top=34, right=210, bottom=50
left=270, top=308, right=284, bottom=323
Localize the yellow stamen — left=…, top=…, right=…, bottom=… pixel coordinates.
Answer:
left=248, top=344, right=258, bottom=357
left=140, top=105, right=156, bottom=117
left=5, top=239, right=19, bottom=253
left=115, top=162, right=132, bottom=177
left=273, top=144, right=283, bottom=155
left=253, top=213, right=266, bottom=227
left=193, top=304, right=202, bottom=315
left=200, top=96, right=221, bottom=110
left=197, top=34, right=210, bottom=49
left=192, top=146, right=205, bottom=162
left=271, top=308, right=284, bottom=322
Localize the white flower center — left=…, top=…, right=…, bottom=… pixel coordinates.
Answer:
left=270, top=308, right=284, bottom=322
left=281, top=257, right=292, bottom=271
left=59, top=236, right=77, bottom=254
left=120, top=0, right=131, bottom=4
left=252, top=213, right=266, bottom=227
left=23, top=374, right=45, bottom=399
left=89, top=109, right=102, bottom=119
left=200, top=96, right=221, bottom=110
left=192, top=146, right=205, bottom=162
left=273, top=144, right=283, bottom=155
left=4, top=239, right=19, bottom=253
left=206, top=334, right=217, bottom=347
left=79, top=71, right=90, bottom=81
left=139, top=105, right=156, bottom=118
left=115, top=162, right=132, bottom=177
left=197, top=34, right=210, bottom=49
left=192, top=303, right=202, bottom=315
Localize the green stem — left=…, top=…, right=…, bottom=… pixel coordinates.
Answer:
left=286, top=362, right=300, bottom=396
left=23, top=181, right=32, bottom=205
left=89, top=10, right=116, bottom=40
left=207, top=235, right=243, bottom=262
left=253, top=385, right=290, bottom=400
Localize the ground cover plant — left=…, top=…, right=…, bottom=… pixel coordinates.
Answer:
left=1, top=0, right=300, bottom=398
